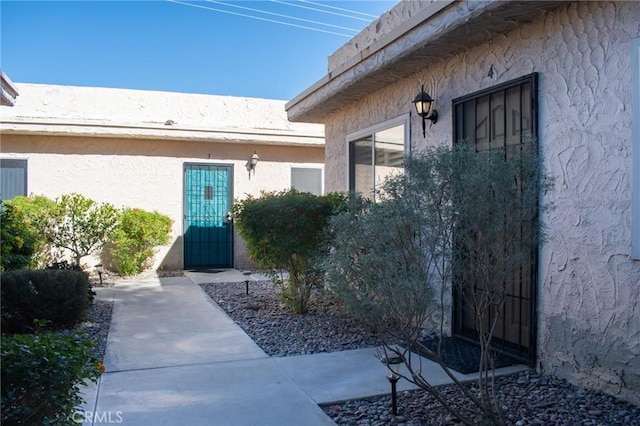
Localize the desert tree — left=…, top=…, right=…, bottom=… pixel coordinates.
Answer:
left=322, top=142, right=550, bottom=425
left=52, top=193, right=120, bottom=269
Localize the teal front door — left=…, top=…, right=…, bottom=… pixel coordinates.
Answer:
left=184, top=164, right=233, bottom=268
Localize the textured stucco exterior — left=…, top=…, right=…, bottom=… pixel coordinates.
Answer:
left=327, top=0, right=442, bottom=73
left=288, top=0, right=640, bottom=405
left=1, top=84, right=325, bottom=270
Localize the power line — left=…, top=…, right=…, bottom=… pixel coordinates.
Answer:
left=270, top=0, right=373, bottom=23
left=167, top=0, right=357, bottom=38
left=300, top=0, right=381, bottom=19
left=205, top=0, right=360, bottom=32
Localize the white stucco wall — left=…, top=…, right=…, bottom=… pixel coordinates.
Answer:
left=320, top=1, right=640, bottom=405
left=1, top=135, right=324, bottom=271
left=1, top=83, right=325, bottom=271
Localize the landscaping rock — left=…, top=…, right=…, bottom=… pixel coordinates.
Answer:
left=200, top=281, right=640, bottom=425
left=200, top=281, right=381, bottom=356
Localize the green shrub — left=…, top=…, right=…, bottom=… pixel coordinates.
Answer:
left=1, top=269, right=94, bottom=333
left=110, top=208, right=172, bottom=276
left=0, top=201, right=37, bottom=271
left=1, top=332, right=103, bottom=425
left=7, top=195, right=63, bottom=269
left=233, top=189, right=346, bottom=313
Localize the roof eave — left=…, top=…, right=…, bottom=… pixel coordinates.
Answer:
left=286, top=0, right=571, bottom=123
left=1, top=71, right=19, bottom=106
left=0, top=120, right=325, bottom=147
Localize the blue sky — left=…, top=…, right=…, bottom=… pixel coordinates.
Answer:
left=0, top=1, right=396, bottom=100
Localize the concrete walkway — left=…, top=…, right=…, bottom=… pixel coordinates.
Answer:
left=81, top=270, right=525, bottom=425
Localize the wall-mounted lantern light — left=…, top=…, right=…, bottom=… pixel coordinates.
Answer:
left=412, top=85, right=438, bottom=137
left=248, top=151, right=259, bottom=178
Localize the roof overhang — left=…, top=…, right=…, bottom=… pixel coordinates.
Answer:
left=286, top=0, right=571, bottom=123
left=0, top=119, right=325, bottom=147
left=1, top=83, right=325, bottom=147
left=1, top=71, right=19, bottom=106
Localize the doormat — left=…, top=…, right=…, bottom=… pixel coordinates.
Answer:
left=187, top=269, right=225, bottom=274
left=411, top=336, right=518, bottom=374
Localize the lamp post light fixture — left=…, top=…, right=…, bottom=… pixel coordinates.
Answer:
left=412, top=85, right=438, bottom=137
left=95, top=263, right=104, bottom=286
left=242, top=270, right=253, bottom=295
left=381, top=354, right=403, bottom=416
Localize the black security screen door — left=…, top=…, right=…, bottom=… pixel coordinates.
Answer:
left=452, top=73, right=539, bottom=365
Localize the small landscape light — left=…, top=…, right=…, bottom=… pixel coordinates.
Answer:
left=95, top=263, right=104, bottom=286
left=242, top=270, right=253, bottom=295
left=381, top=353, right=403, bottom=415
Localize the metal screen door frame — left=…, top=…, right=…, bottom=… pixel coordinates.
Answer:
left=183, top=163, right=234, bottom=269
left=451, top=73, right=539, bottom=366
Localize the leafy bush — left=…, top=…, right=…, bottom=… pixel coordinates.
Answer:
left=233, top=189, right=346, bottom=313
left=110, top=208, right=172, bottom=276
left=6, top=195, right=63, bottom=269
left=321, top=191, right=439, bottom=332
left=1, top=332, right=103, bottom=425
left=53, top=193, right=120, bottom=268
left=0, top=201, right=37, bottom=271
left=1, top=269, right=94, bottom=333
left=2, top=194, right=177, bottom=273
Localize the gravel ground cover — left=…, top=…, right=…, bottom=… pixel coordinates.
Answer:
left=72, top=297, right=114, bottom=360
left=200, top=280, right=381, bottom=356
left=200, top=280, right=640, bottom=425
left=322, top=371, right=640, bottom=425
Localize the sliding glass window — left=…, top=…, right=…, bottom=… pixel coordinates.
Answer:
left=348, top=118, right=407, bottom=200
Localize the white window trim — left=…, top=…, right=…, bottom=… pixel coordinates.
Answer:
left=0, top=155, right=29, bottom=160
left=0, top=156, right=29, bottom=200
left=345, top=114, right=410, bottom=192
left=632, top=37, right=640, bottom=259
left=290, top=165, right=325, bottom=195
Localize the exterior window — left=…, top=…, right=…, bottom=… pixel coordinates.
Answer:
left=291, top=167, right=323, bottom=195
left=454, top=73, right=537, bottom=149
left=0, top=159, right=27, bottom=200
left=348, top=118, right=407, bottom=200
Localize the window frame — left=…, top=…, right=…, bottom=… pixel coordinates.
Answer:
left=290, top=166, right=324, bottom=195
left=346, top=115, right=409, bottom=199
left=0, top=158, right=28, bottom=200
